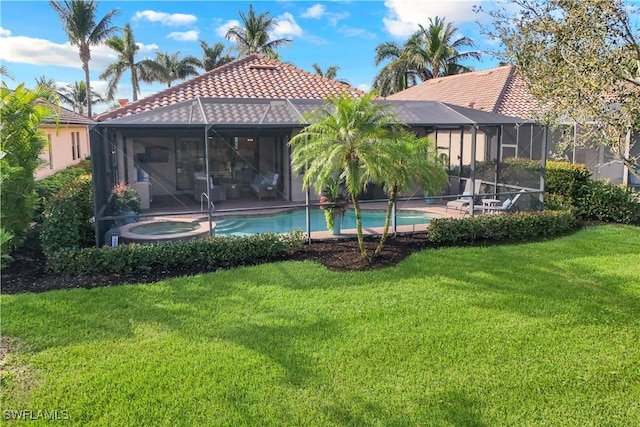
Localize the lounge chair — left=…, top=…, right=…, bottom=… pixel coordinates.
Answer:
left=192, top=172, right=226, bottom=202
left=473, top=189, right=525, bottom=214
left=250, top=172, right=279, bottom=200
left=446, top=179, right=482, bottom=211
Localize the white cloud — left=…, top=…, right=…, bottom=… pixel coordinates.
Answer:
left=167, top=30, right=199, bottom=42
left=358, top=83, right=371, bottom=92
left=0, top=35, right=117, bottom=69
left=383, top=0, right=487, bottom=37
left=0, top=26, right=11, bottom=37
left=133, top=10, right=197, bottom=26
left=274, top=12, right=303, bottom=38
left=215, top=19, right=240, bottom=38
left=339, top=26, right=376, bottom=39
left=301, top=4, right=325, bottom=19
left=136, top=42, right=159, bottom=53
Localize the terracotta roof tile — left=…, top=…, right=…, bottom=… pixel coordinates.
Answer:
left=97, top=54, right=364, bottom=122
left=43, top=105, right=95, bottom=125
left=387, top=65, right=541, bottom=119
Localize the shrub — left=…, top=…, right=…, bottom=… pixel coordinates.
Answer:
left=40, top=174, right=94, bottom=256
left=45, top=231, right=306, bottom=274
left=576, top=180, right=639, bottom=224
left=427, top=210, right=579, bottom=246
left=34, top=161, right=92, bottom=221
left=545, top=161, right=591, bottom=203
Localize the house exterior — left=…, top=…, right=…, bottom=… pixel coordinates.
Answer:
left=388, top=65, right=639, bottom=186
left=90, top=55, right=542, bottom=245
left=37, top=106, right=93, bottom=179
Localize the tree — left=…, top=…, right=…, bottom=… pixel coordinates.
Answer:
left=373, top=17, right=480, bottom=96
left=49, top=0, right=119, bottom=117
left=59, top=80, right=106, bottom=115
left=372, top=130, right=447, bottom=256
left=199, top=40, right=235, bottom=71
left=225, top=4, right=292, bottom=59
left=100, top=23, right=151, bottom=101
left=485, top=0, right=640, bottom=178
left=289, top=92, right=405, bottom=259
left=1, top=83, right=55, bottom=251
left=1, top=65, right=14, bottom=81
left=141, top=51, right=200, bottom=87
left=311, top=63, right=350, bottom=85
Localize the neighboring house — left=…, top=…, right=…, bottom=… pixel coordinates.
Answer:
left=90, top=54, right=539, bottom=244
left=37, top=106, right=93, bottom=180
left=388, top=65, right=639, bottom=186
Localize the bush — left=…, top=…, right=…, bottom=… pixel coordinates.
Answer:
left=40, top=174, right=94, bottom=256
left=427, top=210, right=579, bottom=246
left=45, top=230, right=306, bottom=274
left=546, top=161, right=591, bottom=203
left=34, top=160, right=92, bottom=221
left=576, top=180, right=640, bottom=224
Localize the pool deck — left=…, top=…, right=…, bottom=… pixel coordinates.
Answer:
left=138, top=196, right=467, bottom=241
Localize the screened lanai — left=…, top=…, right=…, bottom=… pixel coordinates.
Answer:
left=90, top=97, right=547, bottom=246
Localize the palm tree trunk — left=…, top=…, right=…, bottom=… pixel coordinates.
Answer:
left=374, top=183, right=397, bottom=257
left=131, top=71, right=138, bottom=102
left=351, top=198, right=369, bottom=260
left=83, top=61, right=92, bottom=117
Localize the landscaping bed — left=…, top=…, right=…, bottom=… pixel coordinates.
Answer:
left=1, top=229, right=432, bottom=294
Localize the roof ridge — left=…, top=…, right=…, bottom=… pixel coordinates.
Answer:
left=493, top=65, right=517, bottom=114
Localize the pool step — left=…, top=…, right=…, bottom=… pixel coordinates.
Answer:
left=213, top=220, right=246, bottom=234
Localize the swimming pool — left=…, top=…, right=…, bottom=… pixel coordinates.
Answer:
left=214, top=209, right=438, bottom=236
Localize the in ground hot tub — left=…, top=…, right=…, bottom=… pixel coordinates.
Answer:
left=118, top=218, right=213, bottom=244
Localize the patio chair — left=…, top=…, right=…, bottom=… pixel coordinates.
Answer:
left=472, top=189, right=526, bottom=214
left=446, top=179, right=482, bottom=211
left=192, top=172, right=227, bottom=202
left=250, top=172, right=279, bottom=200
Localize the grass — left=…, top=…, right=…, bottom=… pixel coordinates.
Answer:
left=1, top=224, right=639, bottom=426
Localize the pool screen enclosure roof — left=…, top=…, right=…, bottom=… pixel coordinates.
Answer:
left=95, top=97, right=530, bottom=128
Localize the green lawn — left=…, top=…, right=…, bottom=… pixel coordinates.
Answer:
left=2, top=225, right=639, bottom=426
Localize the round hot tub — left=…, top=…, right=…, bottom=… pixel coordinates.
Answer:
left=118, top=218, right=213, bottom=244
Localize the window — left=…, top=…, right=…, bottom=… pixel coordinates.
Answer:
left=72, top=132, right=77, bottom=160
left=76, top=132, right=81, bottom=158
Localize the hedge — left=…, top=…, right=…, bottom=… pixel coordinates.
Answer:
left=34, top=159, right=92, bottom=222
left=427, top=210, right=579, bottom=246
left=545, top=161, right=591, bottom=203
left=46, top=230, right=305, bottom=274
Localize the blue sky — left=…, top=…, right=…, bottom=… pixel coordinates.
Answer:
left=1, top=1, right=502, bottom=113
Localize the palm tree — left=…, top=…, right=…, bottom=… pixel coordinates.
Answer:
left=100, top=23, right=152, bottom=102
left=404, top=17, right=480, bottom=80
left=49, top=0, right=119, bottom=117
left=141, top=51, right=200, bottom=87
left=311, top=63, right=350, bottom=85
left=372, top=41, right=420, bottom=97
left=371, top=130, right=447, bottom=256
left=0, top=65, right=14, bottom=81
left=59, top=80, right=106, bottom=115
left=199, top=40, right=235, bottom=71
left=225, top=4, right=292, bottom=59
left=372, top=16, right=480, bottom=96
left=289, top=92, right=403, bottom=259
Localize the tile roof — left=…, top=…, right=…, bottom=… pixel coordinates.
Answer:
left=96, top=54, right=365, bottom=122
left=42, top=105, right=95, bottom=125
left=387, top=65, right=541, bottom=119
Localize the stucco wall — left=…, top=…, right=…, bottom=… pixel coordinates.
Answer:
left=36, top=124, right=90, bottom=180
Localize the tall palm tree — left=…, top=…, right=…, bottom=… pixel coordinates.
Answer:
left=199, top=40, right=235, bottom=71
left=225, top=4, right=292, bottom=59
left=405, top=17, right=480, bottom=80
left=141, top=51, right=200, bottom=87
left=100, top=23, right=151, bottom=101
left=372, top=41, right=420, bottom=97
left=49, top=0, right=119, bottom=117
left=289, top=92, right=403, bottom=259
left=372, top=16, right=480, bottom=96
left=311, top=63, right=350, bottom=85
left=59, top=80, right=106, bottom=115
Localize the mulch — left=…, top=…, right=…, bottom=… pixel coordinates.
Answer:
left=1, top=230, right=433, bottom=295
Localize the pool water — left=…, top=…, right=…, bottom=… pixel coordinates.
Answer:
left=214, top=209, right=436, bottom=236
left=130, top=221, right=198, bottom=235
